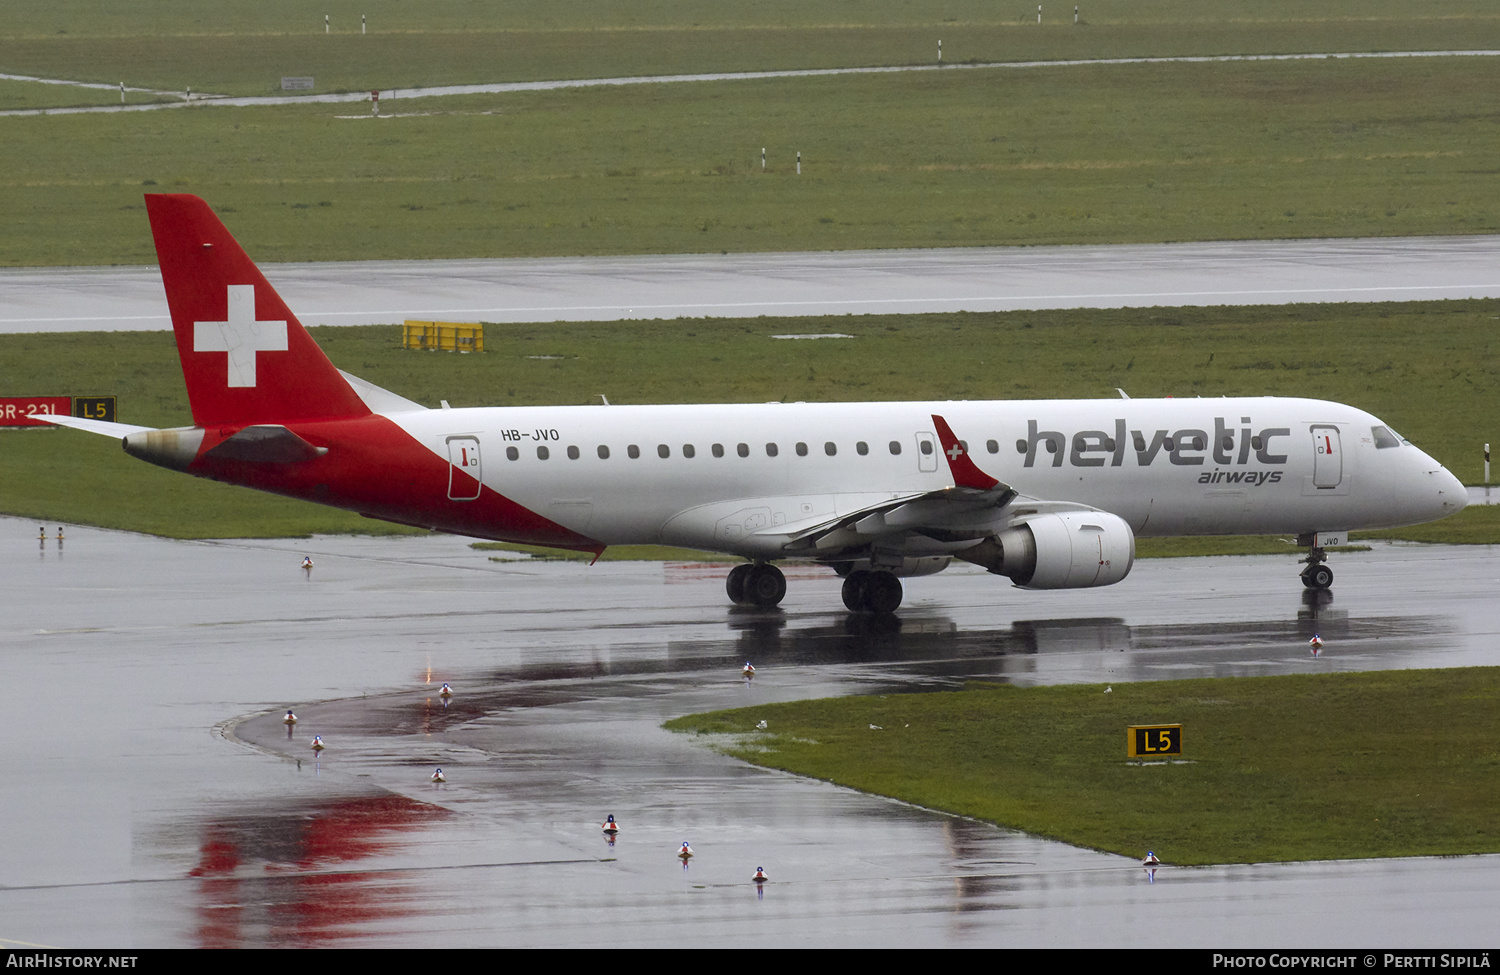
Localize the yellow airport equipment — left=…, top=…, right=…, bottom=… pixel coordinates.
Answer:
left=403, top=321, right=484, bottom=353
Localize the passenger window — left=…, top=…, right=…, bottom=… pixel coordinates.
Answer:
left=506, top=446, right=519, bottom=461
left=712, top=443, right=724, bottom=458
left=795, top=442, right=808, bottom=456
left=628, top=444, right=641, bottom=459
left=537, top=446, right=550, bottom=460
left=856, top=441, right=868, bottom=455
left=889, top=441, right=902, bottom=455
left=737, top=443, right=749, bottom=458
left=597, top=445, right=610, bottom=459
left=920, top=440, right=933, bottom=455
left=986, top=439, right=998, bottom=454
left=824, top=441, right=837, bottom=456
left=683, top=444, right=696, bottom=458
left=567, top=445, right=580, bottom=460
left=766, top=443, right=779, bottom=457
left=657, top=444, right=670, bottom=458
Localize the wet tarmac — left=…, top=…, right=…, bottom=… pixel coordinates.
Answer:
left=3, top=515, right=1499, bottom=947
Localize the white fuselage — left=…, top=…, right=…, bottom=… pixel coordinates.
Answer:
left=384, top=396, right=1464, bottom=557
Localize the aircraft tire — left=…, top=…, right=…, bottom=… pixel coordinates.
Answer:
left=726, top=563, right=754, bottom=604
left=864, top=571, right=904, bottom=615
left=1307, top=564, right=1334, bottom=590
left=841, top=571, right=870, bottom=612
left=746, top=564, right=787, bottom=607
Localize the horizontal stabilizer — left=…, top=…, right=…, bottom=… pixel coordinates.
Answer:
left=37, top=414, right=156, bottom=438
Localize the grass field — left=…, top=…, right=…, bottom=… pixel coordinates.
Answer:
left=1, top=300, right=1493, bottom=538
left=5, top=5, right=1500, bottom=264
left=5, top=56, right=1500, bottom=265
left=666, top=667, right=1500, bottom=864
left=5, top=1, right=1499, bottom=101
left=0, top=78, right=177, bottom=110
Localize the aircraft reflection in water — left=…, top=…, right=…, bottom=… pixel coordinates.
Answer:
left=187, top=794, right=451, bottom=948
left=309, top=591, right=1443, bottom=709
left=42, top=194, right=1464, bottom=618
left=714, top=593, right=1448, bottom=684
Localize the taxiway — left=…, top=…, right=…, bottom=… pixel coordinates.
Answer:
left=4, top=234, right=1500, bottom=333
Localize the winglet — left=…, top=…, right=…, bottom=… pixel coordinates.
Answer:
left=931, top=414, right=1000, bottom=490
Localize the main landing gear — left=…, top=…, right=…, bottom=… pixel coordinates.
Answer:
left=1299, top=546, right=1334, bottom=591
left=724, top=562, right=906, bottom=614
left=840, top=569, right=904, bottom=615
left=726, top=562, right=787, bottom=608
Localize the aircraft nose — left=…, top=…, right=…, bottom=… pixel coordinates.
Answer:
left=1432, top=464, right=1467, bottom=516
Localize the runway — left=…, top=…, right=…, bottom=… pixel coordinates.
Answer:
left=3, top=515, right=1498, bottom=948
left=4, top=234, right=1500, bottom=333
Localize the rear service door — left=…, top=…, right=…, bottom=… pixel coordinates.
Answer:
left=447, top=436, right=482, bottom=500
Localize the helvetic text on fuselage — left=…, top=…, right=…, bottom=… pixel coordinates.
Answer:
left=1019, top=417, right=1289, bottom=469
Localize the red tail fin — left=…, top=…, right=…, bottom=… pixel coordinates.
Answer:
left=146, top=194, right=369, bottom=427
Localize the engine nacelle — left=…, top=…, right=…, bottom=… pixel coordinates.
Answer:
left=956, top=511, right=1135, bottom=589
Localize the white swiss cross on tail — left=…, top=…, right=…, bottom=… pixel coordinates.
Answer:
left=194, top=285, right=288, bottom=388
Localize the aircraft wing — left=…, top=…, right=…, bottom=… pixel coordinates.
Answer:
left=759, top=412, right=1067, bottom=554
left=761, top=486, right=1007, bottom=553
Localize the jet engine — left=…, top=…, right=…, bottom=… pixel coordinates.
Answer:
left=956, top=511, right=1135, bottom=589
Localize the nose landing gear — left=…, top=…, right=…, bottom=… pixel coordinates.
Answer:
left=1297, top=532, right=1342, bottom=590
left=1300, top=557, right=1334, bottom=590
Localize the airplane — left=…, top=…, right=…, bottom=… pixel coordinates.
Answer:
left=42, top=194, right=1468, bottom=613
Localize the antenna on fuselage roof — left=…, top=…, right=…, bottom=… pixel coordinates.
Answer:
left=599, top=394, right=610, bottom=406
left=1116, top=388, right=1131, bottom=399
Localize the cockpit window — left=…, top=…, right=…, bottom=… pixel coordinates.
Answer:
left=1371, top=425, right=1402, bottom=449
